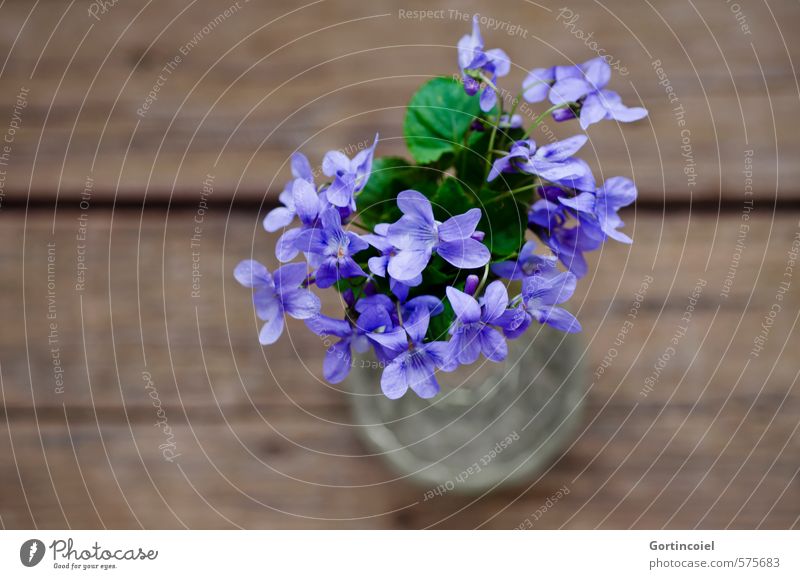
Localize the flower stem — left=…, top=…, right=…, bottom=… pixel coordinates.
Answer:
left=485, top=182, right=539, bottom=206
left=474, top=263, right=491, bottom=297
left=521, top=103, right=568, bottom=140
left=347, top=220, right=371, bottom=232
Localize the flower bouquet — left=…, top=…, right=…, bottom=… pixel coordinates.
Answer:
left=236, top=17, right=647, bottom=401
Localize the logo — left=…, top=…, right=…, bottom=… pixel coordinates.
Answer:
left=20, top=539, right=46, bottom=567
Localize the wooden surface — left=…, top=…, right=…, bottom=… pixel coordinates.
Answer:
left=0, top=209, right=798, bottom=529
left=0, top=0, right=798, bottom=202
left=0, top=0, right=799, bottom=529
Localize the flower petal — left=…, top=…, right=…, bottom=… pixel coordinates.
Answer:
left=485, top=48, right=511, bottom=77
left=549, top=77, right=592, bottom=104
left=292, top=179, right=320, bottom=224
left=396, top=190, right=435, bottom=224
left=532, top=305, right=582, bottom=333
left=323, top=340, right=352, bottom=383
left=437, top=238, right=491, bottom=270
left=282, top=288, right=321, bottom=320
left=369, top=328, right=409, bottom=359
left=234, top=260, right=271, bottom=288
left=581, top=57, right=611, bottom=89
left=305, top=315, right=352, bottom=338
left=321, top=150, right=351, bottom=177
left=381, top=358, right=409, bottom=399
left=480, top=86, right=497, bottom=112
left=263, top=206, right=295, bottom=232
left=535, top=135, right=588, bottom=162
left=438, top=208, right=482, bottom=242
left=291, top=152, right=314, bottom=182
left=259, top=314, right=285, bottom=345
left=387, top=248, right=430, bottom=282
left=446, top=286, right=481, bottom=324
left=451, top=326, right=481, bottom=365
left=275, top=228, right=303, bottom=262
left=273, top=262, right=308, bottom=290
left=479, top=326, right=508, bottom=362
left=481, top=280, right=509, bottom=323
left=406, top=353, right=439, bottom=399
left=522, top=67, right=554, bottom=103
left=424, top=341, right=458, bottom=372
left=523, top=271, right=577, bottom=306
left=559, top=191, right=596, bottom=214
left=404, top=307, right=431, bottom=345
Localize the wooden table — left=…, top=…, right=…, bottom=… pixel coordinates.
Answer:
left=0, top=0, right=798, bottom=529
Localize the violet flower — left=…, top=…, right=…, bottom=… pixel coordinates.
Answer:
left=522, top=66, right=556, bottom=103
left=491, top=240, right=559, bottom=280
left=234, top=260, right=321, bottom=345
left=499, top=271, right=581, bottom=336
left=294, top=207, right=368, bottom=288
left=386, top=190, right=490, bottom=282
left=488, top=136, right=593, bottom=192
left=322, top=134, right=378, bottom=209
left=534, top=214, right=603, bottom=279
left=263, top=152, right=316, bottom=233
left=446, top=281, right=514, bottom=364
left=458, top=16, right=511, bottom=112
left=548, top=57, right=648, bottom=129
left=370, top=308, right=455, bottom=400
left=273, top=178, right=323, bottom=262
left=363, top=223, right=421, bottom=302
left=558, top=176, right=637, bottom=243
left=305, top=307, right=395, bottom=383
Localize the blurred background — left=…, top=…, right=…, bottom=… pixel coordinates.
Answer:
left=0, top=0, right=798, bottom=528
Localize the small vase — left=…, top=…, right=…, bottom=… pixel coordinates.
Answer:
left=348, top=325, right=586, bottom=493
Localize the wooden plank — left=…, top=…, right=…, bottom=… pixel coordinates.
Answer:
left=0, top=210, right=798, bottom=410
left=0, top=0, right=797, bottom=200
left=0, top=208, right=798, bottom=528
left=0, top=401, right=797, bottom=529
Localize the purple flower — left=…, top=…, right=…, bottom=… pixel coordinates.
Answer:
left=370, top=308, right=454, bottom=399
left=499, top=272, right=581, bottom=336
left=363, top=223, right=421, bottom=302
left=322, top=134, right=378, bottom=209
left=458, top=16, right=511, bottom=112
left=491, top=240, right=559, bottom=280
left=499, top=114, right=523, bottom=129
left=536, top=215, right=603, bottom=279
left=386, top=190, right=490, bottom=282
left=522, top=66, right=556, bottom=103
left=272, top=178, right=323, bottom=262
left=488, top=136, right=594, bottom=192
left=558, top=176, right=637, bottom=243
left=446, top=281, right=514, bottom=364
left=548, top=57, right=647, bottom=129
left=295, top=207, right=368, bottom=288
left=234, top=260, right=321, bottom=345
left=305, top=306, right=395, bottom=383
left=263, top=152, right=315, bottom=233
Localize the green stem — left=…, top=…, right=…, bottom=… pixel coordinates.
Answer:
left=474, top=263, right=491, bottom=297
left=506, top=90, right=524, bottom=124
left=348, top=220, right=371, bottom=232
left=521, top=103, right=568, bottom=140
left=485, top=182, right=539, bottom=206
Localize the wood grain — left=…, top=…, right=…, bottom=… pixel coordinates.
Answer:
left=0, top=209, right=798, bottom=529
left=0, top=0, right=797, bottom=202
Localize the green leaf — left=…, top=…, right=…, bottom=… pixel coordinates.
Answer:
left=480, top=193, right=527, bottom=257
left=426, top=301, right=454, bottom=343
left=356, top=156, right=437, bottom=229
left=404, top=77, right=482, bottom=166
left=430, top=178, right=477, bottom=221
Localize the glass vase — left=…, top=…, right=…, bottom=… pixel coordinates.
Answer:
left=348, top=325, right=586, bottom=493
